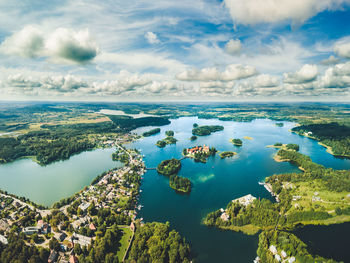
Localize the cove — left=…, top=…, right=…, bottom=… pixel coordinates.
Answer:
left=128, top=117, right=350, bottom=263
left=0, top=148, right=121, bottom=207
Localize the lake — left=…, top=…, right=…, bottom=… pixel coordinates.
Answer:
left=0, top=148, right=121, bottom=207
left=128, top=117, right=350, bottom=263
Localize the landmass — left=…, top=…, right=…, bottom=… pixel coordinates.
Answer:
left=169, top=175, right=191, bottom=193
left=156, top=131, right=178, bottom=148
left=183, top=145, right=217, bottom=163
left=219, top=151, right=237, bottom=159
left=142, top=128, right=161, bottom=137
left=231, top=138, right=243, bottom=146
left=192, top=125, right=224, bottom=136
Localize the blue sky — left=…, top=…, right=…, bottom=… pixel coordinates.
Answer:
left=0, top=0, right=350, bottom=101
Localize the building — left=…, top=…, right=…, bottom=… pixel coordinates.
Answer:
left=72, top=233, right=92, bottom=247
left=48, top=250, right=59, bottom=263
left=220, top=212, right=230, bottom=222
left=288, top=257, right=296, bottom=263
left=0, top=219, right=9, bottom=231
left=78, top=202, right=90, bottom=212
left=0, top=234, right=8, bottom=245
left=187, top=145, right=210, bottom=155
left=269, top=245, right=277, bottom=255
left=59, top=232, right=67, bottom=242
left=281, top=250, right=287, bottom=258
left=275, top=254, right=281, bottom=262
left=69, top=255, right=79, bottom=263
left=23, top=226, right=40, bottom=235
left=232, top=194, right=257, bottom=207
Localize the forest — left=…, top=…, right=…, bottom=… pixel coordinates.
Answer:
left=142, top=128, right=160, bottom=137
left=292, top=122, right=350, bottom=157
left=108, top=115, right=170, bottom=132
left=157, top=159, right=182, bottom=176
left=127, top=222, right=192, bottom=263
left=169, top=175, right=191, bottom=193
left=192, top=125, right=224, bottom=136
left=257, top=230, right=339, bottom=263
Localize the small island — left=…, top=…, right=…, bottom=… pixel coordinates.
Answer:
left=275, top=122, right=284, bottom=127
left=142, top=128, right=161, bottom=137
left=192, top=125, right=224, bottom=136
left=165, top=130, right=174, bottom=136
left=157, top=158, right=182, bottom=176
left=169, top=174, right=191, bottom=193
left=183, top=145, right=217, bottom=163
left=231, top=138, right=243, bottom=146
left=156, top=136, right=178, bottom=148
left=219, top=151, right=237, bottom=159
left=190, top=135, right=197, bottom=141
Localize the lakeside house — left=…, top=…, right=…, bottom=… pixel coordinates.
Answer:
left=232, top=194, right=257, bottom=207
left=0, top=234, right=8, bottom=245
left=72, top=233, right=92, bottom=247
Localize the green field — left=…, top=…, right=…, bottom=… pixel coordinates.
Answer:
left=117, top=226, right=133, bottom=262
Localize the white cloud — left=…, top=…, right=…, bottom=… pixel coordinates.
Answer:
left=0, top=26, right=99, bottom=63
left=176, top=64, right=257, bottom=81
left=224, top=0, right=348, bottom=25
left=320, top=62, right=350, bottom=88
left=254, top=74, right=279, bottom=87
left=0, top=25, right=43, bottom=58
left=320, top=55, right=340, bottom=65
left=283, top=64, right=318, bottom=84
left=225, top=39, right=241, bottom=55
left=334, top=41, right=350, bottom=59
left=145, top=31, right=160, bottom=44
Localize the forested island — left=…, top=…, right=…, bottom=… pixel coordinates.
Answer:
left=190, top=135, right=197, bottom=141
left=157, top=159, right=192, bottom=194
left=142, top=128, right=160, bottom=137
left=192, top=125, right=224, bottom=136
left=169, top=175, right=191, bottom=193
left=231, top=138, right=243, bottom=146
left=157, top=158, right=182, bottom=176
left=292, top=122, right=350, bottom=157
left=219, top=151, right=237, bottom=159
left=156, top=131, right=177, bottom=148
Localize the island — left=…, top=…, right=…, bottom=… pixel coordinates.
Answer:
left=190, top=135, right=197, bottom=141
left=142, top=128, right=161, bottom=137
left=165, top=130, right=174, bottom=136
left=219, top=151, right=237, bottom=159
left=169, top=174, right=191, bottom=193
left=183, top=145, right=217, bottom=163
left=231, top=138, right=243, bottom=146
left=275, top=122, right=284, bottom=127
left=157, top=158, right=182, bottom=176
left=192, top=125, right=224, bottom=136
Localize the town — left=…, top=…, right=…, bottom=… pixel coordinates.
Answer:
left=0, top=136, right=146, bottom=263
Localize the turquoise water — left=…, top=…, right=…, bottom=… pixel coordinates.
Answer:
left=0, top=148, right=121, bottom=207
left=128, top=117, right=350, bottom=263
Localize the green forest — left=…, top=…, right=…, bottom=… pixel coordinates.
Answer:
left=127, top=222, right=192, bottom=263
left=142, top=128, right=161, bottom=137
left=231, top=138, right=243, bottom=146
left=157, top=159, right=182, bottom=176
left=292, top=123, right=350, bottom=157
left=169, top=175, right=191, bottom=193
left=192, top=125, right=224, bottom=136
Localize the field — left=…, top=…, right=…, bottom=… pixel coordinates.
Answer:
left=117, top=226, right=134, bottom=262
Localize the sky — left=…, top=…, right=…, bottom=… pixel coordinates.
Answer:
left=0, top=0, right=350, bottom=101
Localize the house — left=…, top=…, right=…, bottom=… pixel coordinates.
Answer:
left=269, top=245, right=277, bottom=255
left=275, top=254, right=281, bottom=262
left=0, top=219, right=9, bottom=231
left=220, top=212, right=230, bottom=222
left=0, top=234, right=8, bottom=245
left=89, top=223, right=96, bottom=231
left=232, top=194, right=257, bottom=207
left=288, top=257, right=296, bottom=263
left=23, top=226, right=40, bottom=235
left=48, top=250, right=59, bottom=263
left=281, top=251, right=287, bottom=258
left=72, top=233, right=92, bottom=247
left=78, top=202, right=90, bottom=212
left=42, top=223, right=51, bottom=234
left=69, top=255, right=79, bottom=263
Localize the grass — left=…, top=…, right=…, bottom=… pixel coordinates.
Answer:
left=216, top=224, right=261, bottom=235
left=117, top=226, right=133, bottom=262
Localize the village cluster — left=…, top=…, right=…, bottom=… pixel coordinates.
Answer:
left=0, top=136, right=145, bottom=263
